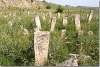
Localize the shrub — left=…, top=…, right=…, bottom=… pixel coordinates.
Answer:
left=46, top=5, right=51, bottom=9
left=56, top=6, right=64, bottom=13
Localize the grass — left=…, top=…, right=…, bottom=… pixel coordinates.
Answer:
left=0, top=7, right=99, bottom=66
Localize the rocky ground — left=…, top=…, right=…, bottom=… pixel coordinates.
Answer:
left=0, top=0, right=45, bottom=8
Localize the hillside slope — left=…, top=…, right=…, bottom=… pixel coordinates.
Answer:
left=0, top=0, right=45, bottom=8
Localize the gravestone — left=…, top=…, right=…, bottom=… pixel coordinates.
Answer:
left=34, top=31, right=50, bottom=66
left=63, top=16, right=68, bottom=27
left=20, top=25, right=29, bottom=36
left=88, top=10, right=94, bottom=23
left=87, top=14, right=89, bottom=18
left=42, top=14, right=46, bottom=20
left=61, top=29, right=66, bottom=38
left=75, top=14, right=81, bottom=33
left=57, top=12, right=61, bottom=18
left=8, top=21, right=13, bottom=27
left=35, top=15, right=41, bottom=31
left=56, top=54, right=79, bottom=66
left=50, top=17, right=56, bottom=32
left=27, top=11, right=30, bottom=15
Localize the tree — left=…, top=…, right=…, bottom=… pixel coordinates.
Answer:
left=56, top=5, right=64, bottom=13
left=46, top=5, right=51, bottom=9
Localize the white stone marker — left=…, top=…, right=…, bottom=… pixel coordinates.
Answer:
left=50, top=17, right=56, bottom=32
left=42, top=14, right=46, bottom=20
left=27, top=11, right=30, bottom=15
left=23, top=28, right=29, bottom=36
left=57, top=12, right=61, bottom=18
left=34, top=31, right=50, bottom=66
left=75, top=14, right=81, bottom=32
left=8, top=21, right=13, bottom=27
left=87, top=14, right=89, bottom=18
left=61, top=29, right=66, bottom=38
left=63, top=16, right=68, bottom=27
left=20, top=25, right=29, bottom=36
left=56, top=53, right=79, bottom=66
left=35, top=15, right=41, bottom=31
left=88, top=10, right=94, bottom=23
left=69, top=54, right=79, bottom=66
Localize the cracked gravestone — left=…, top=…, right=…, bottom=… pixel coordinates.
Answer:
left=34, top=31, right=50, bottom=66
left=56, top=54, right=79, bottom=66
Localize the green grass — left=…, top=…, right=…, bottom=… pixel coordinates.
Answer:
left=0, top=7, right=99, bottom=66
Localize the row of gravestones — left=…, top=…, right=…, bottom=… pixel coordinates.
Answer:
left=34, top=14, right=75, bottom=66
left=5, top=10, right=94, bottom=66
left=0, top=9, right=94, bottom=21
left=33, top=11, right=94, bottom=66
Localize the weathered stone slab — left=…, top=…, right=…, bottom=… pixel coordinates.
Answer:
left=57, top=12, right=61, bottom=18
left=88, top=10, right=94, bottom=23
left=75, top=14, right=81, bottom=32
left=63, top=16, right=68, bottom=27
left=50, top=17, right=56, bottom=32
left=87, top=14, right=89, bottom=18
left=56, top=53, right=79, bottom=66
left=42, top=14, right=46, bottom=20
left=61, top=29, right=66, bottom=38
left=34, top=31, right=50, bottom=66
left=35, top=15, right=41, bottom=31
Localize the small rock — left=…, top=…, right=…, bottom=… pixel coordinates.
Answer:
left=88, top=31, right=93, bottom=35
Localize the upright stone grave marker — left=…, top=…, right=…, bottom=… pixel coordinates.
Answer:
left=34, top=31, right=50, bottom=66
left=87, top=14, right=89, bottom=18
left=61, top=29, right=66, bottom=38
left=63, top=16, right=68, bottom=28
left=20, top=25, right=29, bottom=36
left=50, top=17, right=56, bottom=32
left=35, top=15, right=41, bottom=31
left=42, top=14, right=46, bottom=21
left=57, top=12, right=61, bottom=18
left=75, top=14, right=81, bottom=33
left=27, top=11, right=30, bottom=15
left=88, top=10, right=94, bottom=23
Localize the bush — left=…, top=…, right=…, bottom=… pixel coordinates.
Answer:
left=56, top=6, right=64, bottom=13
left=46, top=5, right=51, bottom=9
